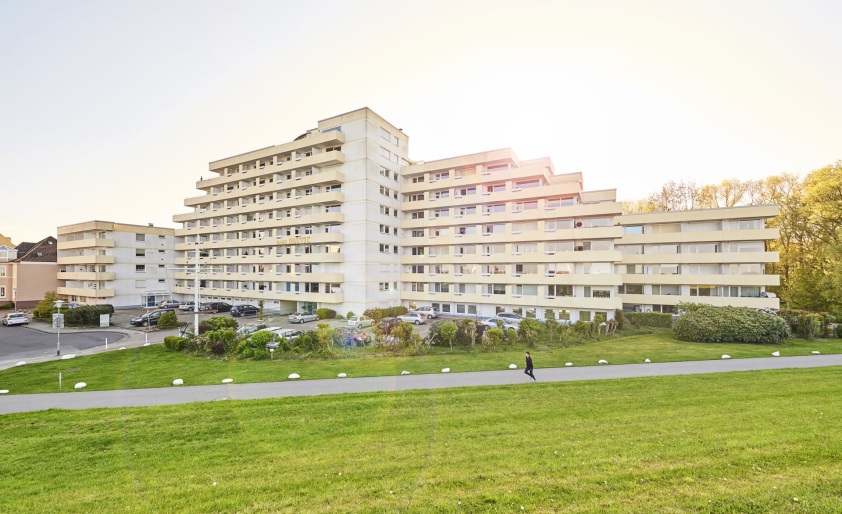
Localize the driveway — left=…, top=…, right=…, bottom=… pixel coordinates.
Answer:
left=0, top=325, right=127, bottom=361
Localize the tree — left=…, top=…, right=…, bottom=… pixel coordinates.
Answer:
left=156, top=310, right=178, bottom=329
left=32, top=291, right=60, bottom=320
left=439, top=321, right=457, bottom=349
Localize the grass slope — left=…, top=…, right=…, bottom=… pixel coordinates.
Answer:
left=2, top=367, right=841, bottom=512
left=2, top=332, right=841, bottom=394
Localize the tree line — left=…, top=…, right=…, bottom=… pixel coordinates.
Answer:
left=623, top=161, right=842, bottom=315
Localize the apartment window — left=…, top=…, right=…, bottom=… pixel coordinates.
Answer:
left=621, top=245, right=643, bottom=255
left=623, top=225, right=643, bottom=235
left=379, top=147, right=399, bottom=164
left=136, top=265, right=146, bottom=273
left=379, top=167, right=391, bottom=178
left=649, top=223, right=680, bottom=234
left=135, top=234, right=146, bottom=242
left=457, top=186, right=476, bottom=197
left=409, top=193, right=425, bottom=202
left=410, top=247, right=425, bottom=256
left=512, top=243, right=537, bottom=254
left=485, top=183, right=506, bottom=194
left=722, top=241, right=765, bottom=252
left=686, top=243, right=718, bottom=254
left=545, top=241, right=574, bottom=253
left=545, top=219, right=574, bottom=231
left=379, top=185, right=391, bottom=197
left=514, top=179, right=541, bottom=189
left=514, top=264, right=538, bottom=275
left=690, top=286, right=720, bottom=297
left=457, top=206, right=477, bottom=216
left=379, top=127, right=399, bottom=146
left=325, top=205, right=341, bottom=213
left=0, top=266, right=5, bottom=278
left=432, top=208, right=449, bottom=218
left=491, top=284, right=506, bottom=295
left=484, top=204, right=506, bottom=214
left=411, top=230, right=424, bottom=238
left=486, top=163, right=509, bottom=173
left=546, top=263, right=574, bottom=275
left=513, top=284, right=537, bottom=296
left=619, top=284, right=644, bottom=295
left=411, top=176, right=425, bottom=183
left=380, top=205, right=391, bottom=215
left=581, top=263, right=612, bottom=274
left=547, top=285, right=573, bottom=297
left=432, top=189, right=450, bottom=200
left=578, top=217, right=612, bottom=228
left=457, top=226, right=477, bottom=236
left=725, top=219, right=763, bottom=230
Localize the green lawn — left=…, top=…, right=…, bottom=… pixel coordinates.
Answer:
left=1, top=367, right=840, bottom=512
left=2, top=331, right=841, bottom=394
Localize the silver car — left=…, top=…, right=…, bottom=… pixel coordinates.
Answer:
left=288, top=312, right=320, bottom=324
left=397, top=312, right=426, bottom=325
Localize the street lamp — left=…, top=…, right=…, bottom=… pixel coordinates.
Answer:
left=53, top=300, right=65, bottom=356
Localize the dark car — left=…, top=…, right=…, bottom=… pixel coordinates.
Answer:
left=231, top=304, right=259, bottom=317
left=200, top=302, right=232, bottom=313
left=130, top=309, right=175, bottom=327
left=377, top=317, right=400, bottom=334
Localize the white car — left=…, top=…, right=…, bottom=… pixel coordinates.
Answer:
left=288, top=312, right=320, bottom=324
left=179, top=301, right=196, bottom=311
left=2, top=312, right=29, bottom=326
left=412, top=307, right=439, bottom=319
left=496, top=312, right=524, bottom=324
left=347, top=316, right=373, bottom=328
left=398, top=312, right=426, bottom=325
left=479, top=317, right=519, bottom=331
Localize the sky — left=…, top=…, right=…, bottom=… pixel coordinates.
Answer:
left=2, top=0, right=840, bottom=244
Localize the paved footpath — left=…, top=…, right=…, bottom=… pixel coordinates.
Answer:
left=2, top=354, right=840, bottom=415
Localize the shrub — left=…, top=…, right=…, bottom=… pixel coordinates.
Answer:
left=363, top=306, right=409, bottom=322
left=163, top=336, right=186, bottom=351
left=62, top=305, right=115, bottom=327
left=207, top=328, right=238, bottom=354
left=156, top=311, right=179, bottom=329
left=626, top=312, right=672, bottom=328
left=345, top=310, right=355, bottom=320
left=439, top=321, right=457, bottom=349
left=32, top=291, right=60, bottom=320
left=315, top=308, right=337, bottom=320
left=517, top=318, right=544, bottom=346
left=673, top=305, right=789, bottom=344
left=485, top=328, right=504, bottom=347
left=614, top=309, right=625, bottom=330
left=0, top=302, right=14, bottom=310
left=202, top=316, right=239, bottom=331
left=778, top=309, right=835, bottom=339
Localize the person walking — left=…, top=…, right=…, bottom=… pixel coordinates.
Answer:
left=524, top=351, right=536, bottom=382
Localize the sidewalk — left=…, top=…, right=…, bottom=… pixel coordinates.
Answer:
left=2, top=354, right=841, bottom=415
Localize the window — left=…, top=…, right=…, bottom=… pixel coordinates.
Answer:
left=486, top=163, right=509, bottom=173
left=379, top=185, right=391, bottom=197
left=432, top=171, right=450, bottom=181
left=136, top=265, right=146, bottom=273
left=0, top=266, right=5, bottom=278
left=457, top=186, right=476, bottom=197
left=408, top=193, right=425, bottom=202
left=411, top=230, right=424, bottom=238
left=619, top=284, right=644, bottom=295
left=432, top=208, right=450, bottom=218
left=135, top=234, right=146, bottom=242
left=623, top=225, right=643, bottom=235
left=545, top=219, right=574, bottom=231
left=484, top=184, right=506, bottom=194
left=379, top=127, right=399, bottom=146
left=411, top=175, right=425, bottom=183
left=432, top=189, right=450, bottom=199
left=547, top=285, right=573, bottom=297
left=379, top=147, right=399, bottom=164
left=649, top=223, right=680, bottom=234
left=410, top=211, right=424, bottom=220
left=0, top=286, right=5, bottom=298
left=514, top=179, right=541, bottom=189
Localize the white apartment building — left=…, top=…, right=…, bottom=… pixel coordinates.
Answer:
left=57, top=221, right=177, bottom=307
left=172, top=108, right=408, bottom=315
left=616, top=205, right=780, bottom=313
left=173, top=107, right=780, bottom=319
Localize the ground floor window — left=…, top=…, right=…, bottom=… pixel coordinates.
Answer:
left=580, top=311, right=592, bottom=322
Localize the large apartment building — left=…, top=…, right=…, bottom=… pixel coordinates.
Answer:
left=173, top=107, right=780, bottom=320
left=57, top=221, right=177, bottom=307
left=172, top=109, right=408, bottom=316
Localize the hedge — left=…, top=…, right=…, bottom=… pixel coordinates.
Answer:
left=626, top=312, right=672, bottom=328
left=315, top=308, right=337, bottom=319
left=363, top=306, right=408, bottom=322
left=63, top=305, right=115, bottom=327
left=673, top=305, right=789, bottom=344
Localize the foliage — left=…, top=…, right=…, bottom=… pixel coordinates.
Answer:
left=345, top=310, right=355, bottom=320
left=363, top=306, right=408, bottom=322
left=315, top=308, right=337, bottom=319
left=258, top=300, right=264, bottom=320
left=198, top=316, right=238, bottom=334
left=517, top=318, right=544, bottom=347
left=32, top=291, right=60, bottom=320
left=163, top=336, right=187, bottom=352
left=777, top=309, right=835, bottom=339
left=627, top=312, right=673, bottom=328
left=62, top=305, right=114, bottom=327
left=673, top=305, right=789, bottom=344
left=156, top=310, right=179, bottom=329
left=439, top=321, right=457, bottom=349
left=206, top=328, right=238, bottom=354
left=614, top=309, right=625, bottom=330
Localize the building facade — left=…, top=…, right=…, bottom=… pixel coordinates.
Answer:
left=172, top=107, right=780, bottom=319
left=57, top=221, right=177, bottom=307
left=0, top=237, right=60, bottom=309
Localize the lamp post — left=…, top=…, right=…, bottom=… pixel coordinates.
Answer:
left=53, top=300, right=65, bottom=356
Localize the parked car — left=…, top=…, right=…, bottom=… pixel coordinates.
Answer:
left=347, top=315, right=373, bottom=328
left=412, top=306, right=439, bottom=319
left=496, top=312, right=524, bottom=324
left=231, top=304, right=259, bottom=317
left=288, top=312, right=319, bottom=324
left=377, top=317, right=401, bottom=334
left=479, top=317, right=519, bottom=331
left=200, top=302, right=232, bottom=313
left=237, top=324, right=272, bottom=336
left=130, top=309, right=175, bottom=327
left=179, top=301, right=196, bottom=311
left=1, top=312, right=29, bottom=326
left=398, top=312, right=426, bottom=325
left=266, top=329, right=303, bottom=349
left=158, top=300, right=180, bottom=309
left=335, top=327, right=371, bottom=347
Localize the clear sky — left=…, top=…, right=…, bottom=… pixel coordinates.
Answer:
left=2, top=0, right=840, bottom=244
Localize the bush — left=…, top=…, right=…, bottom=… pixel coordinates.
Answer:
left=517, top=318, right=544, bottom=346
left=32, top=291, right=60, bottom=320
left=156, top=311, right=179, bottom=329
left=627, top=312, right=673, bottom=328
left=315, top=308, right=337, bottom=320
left=0, top=302, right=14, bottom=310
left=363, top=306, right=409, bottom=322
left=63, top=305, right=115, bottom=327
left=345, top=310, right=355, bottom=320
left=778, top=309, right=835, bottom=339
left=163, top=336, right=186, bottom=351
left=614, top=309, right=625, bottom=330
left=673, top=305, right=789, bottom=344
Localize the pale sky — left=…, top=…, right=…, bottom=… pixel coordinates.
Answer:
left=2, top=0, right=840, bottom=244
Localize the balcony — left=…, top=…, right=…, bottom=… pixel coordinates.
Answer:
left=57, top=255, right=115, bottom=265
left=57, top=271, right=116, bottom=281
left=57, top=238, right=115, bottom=250
left=57, top=286, right=115, bottom=298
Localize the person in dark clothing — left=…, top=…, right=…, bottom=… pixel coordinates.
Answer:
left=524, top=351, right=536, bottom=382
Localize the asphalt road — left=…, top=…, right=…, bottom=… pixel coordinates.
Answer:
left=0, top=326, right=127, bottom=361
left=1, top=354, right=840, bottom=415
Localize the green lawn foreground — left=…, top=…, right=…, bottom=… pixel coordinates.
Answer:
left=1, top=332, right=841, bottom=394
left=2, top=367, right=841, bottom=513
